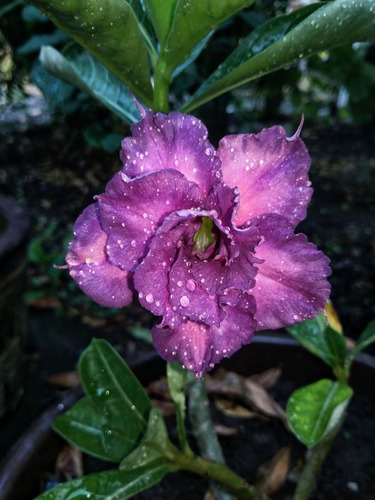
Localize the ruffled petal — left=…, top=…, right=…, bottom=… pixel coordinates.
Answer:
left=120, top=111, right=221, bottom=195
left=152, top=292, right=256, bottom=377
left=97, top=169, right=203, bottom=271
left=65, top=204, right=133, bottom=308
left=218, top=126, right=312, bottom=227
left=251, top=214, right=331, bottom=330
left=134, top=213, right=224, bottom=328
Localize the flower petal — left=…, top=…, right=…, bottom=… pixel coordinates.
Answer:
left=251, top=214, right=331, bottom=330
left=66, top=204, right=133, bottom=308
left=97, top=169, right=203, bottom=271
left=134, top=213, right=224, bottom=328
left=152, top=293, right=256, bottom=377
left=218, top=126, right=312, bottom=226
left=120, top=111, right=221, bottom=194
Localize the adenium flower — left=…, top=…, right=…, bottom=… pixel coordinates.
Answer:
left=66, top=110, right=331, bottom=377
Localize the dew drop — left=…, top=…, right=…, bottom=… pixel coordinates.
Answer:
left=146, top=293, right=154, bottom=303
left=186, top=279, right=196, bottom=291
left=179, top=295, right=190, bottom=307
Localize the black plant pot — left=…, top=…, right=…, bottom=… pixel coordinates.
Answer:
left=0, top=333, right=374, bottom=500
left=0, top=195, right=30, bottom=419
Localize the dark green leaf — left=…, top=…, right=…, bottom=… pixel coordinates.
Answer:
left=25, top=0, right=153, bottom=105
left=120, top=407, right=179, bottom=471
left=182, top=0, right=375, bottom=111
left=41, top=44, right=140, bottom=123
left=34, top=464, right=171, bottom=500
left=53, top=397, right=136, bottom=462
left=54, top=339, right=152, bottom=461
left=163, top=0, right=256, bottom=71
left=345, top=318, right=375, bottom=371
left=167, top=362, right=192, bottom=455
left=287, top=379, right=353, bottom=448
left=17, top=30, right=69, bottom=55
left=288, top=313, right=346, bottom=372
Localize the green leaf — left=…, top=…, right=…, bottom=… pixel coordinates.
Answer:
left=287, top=379, right=353, bottom=448
left=287, top=313, right=347, bottom=372
left=34, top=464, right=171, bottom=500
left=128, top=326, right=153, bottom=344
left=40, top=44, right=140, bottom=123
left=167, top=361, right=192, bottom=455
left=25, top=0, right=153, bottom=105
left=54, top=339, right=152, bottom=462
left=120, top=407, right=179, bottom=471
left=162, top=0, right=256, bottom=71
left=345, top=318, right=375, bottom=371
left=182, top=0, right=375, bottom=112
left=143, top=0, right=178, bottom=47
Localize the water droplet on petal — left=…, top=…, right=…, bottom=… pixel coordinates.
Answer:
left=179, top=296, right=190, bottom=307
left=186, top=279, right=196, bottom=291
left=146, top=293, right=154, bottom=303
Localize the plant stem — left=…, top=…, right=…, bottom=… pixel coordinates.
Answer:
left=292, top=419, right=344, bottom=500
left=187, top=374, right=270, bottom=500
left=174, top=452, right=271, bottom=500
left=153, top=56, right=172, bottom=113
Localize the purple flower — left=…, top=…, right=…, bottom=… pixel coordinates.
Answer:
left=66, top=110, right=331, bottom=377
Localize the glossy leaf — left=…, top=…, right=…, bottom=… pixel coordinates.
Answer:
left=287, top=313, right=346, bottom=371
left=287, top=379, right=353, bottom=448
left=35, top=464, right=171, bottom=500
left=120, top=407, right=178, bottom=471
left=182, top=0, right=375, bottom=112
left=162, top=0, right=256, bottom=71
left=40, top=45, right=140, bottom=124
left=25, top=0, right=153, bottom=105
left=54, top=339, right=152, bottom=462
left=167, top=361, right=192, bottom=455
left=143, top=0, right=177, bottom=46
left=345, top=318, right=375, bottom=371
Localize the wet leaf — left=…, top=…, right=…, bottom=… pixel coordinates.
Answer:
left=35, top=464, right=171, bottom=500
left=40, top=45, right=140, bottom=124
left=183, top=0, right=375, bottom=111
left=288, top=312, right=347, bottom=373
left=255, top=446, right=291, bottom=495
left=26, top=0, right=153, bottom=105
left=287, top=379, right=353, bottom=448
left=161, top=0, right=256, bottom=72
left=53, top=339, right=152, bottom=462
left=120, top=407, right=177, bottom=471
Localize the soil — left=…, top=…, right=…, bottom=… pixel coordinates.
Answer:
left=0, top=117, right=375, bottom=499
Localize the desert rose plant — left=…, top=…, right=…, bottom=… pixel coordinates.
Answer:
left=23, top=0, right=375, bottom=499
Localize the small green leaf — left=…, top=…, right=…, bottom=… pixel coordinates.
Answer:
left=120, top=407, right=179, bottom=471
left=34, top=464, right=171, bottom=500
left=129, top=326, right=153, bottom=344
left=162, top=0, right=256, bottom=72
left=167, top=361, right=192, bottom=455
left=26, top=0, right=153, bottom=105
left=182, top=0, right=375, bottom=111
left=287, top=313, right=347, bottom=373
left=345, top=318, right=375, bottom=371
left=287, top=379, right=353, bottom=448
left=40, top=44, right=140, bottom=123
left=54, top=339, right=152, bottom=461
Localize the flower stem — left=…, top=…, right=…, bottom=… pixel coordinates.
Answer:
left=292, top=419, right=344, bottom=500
